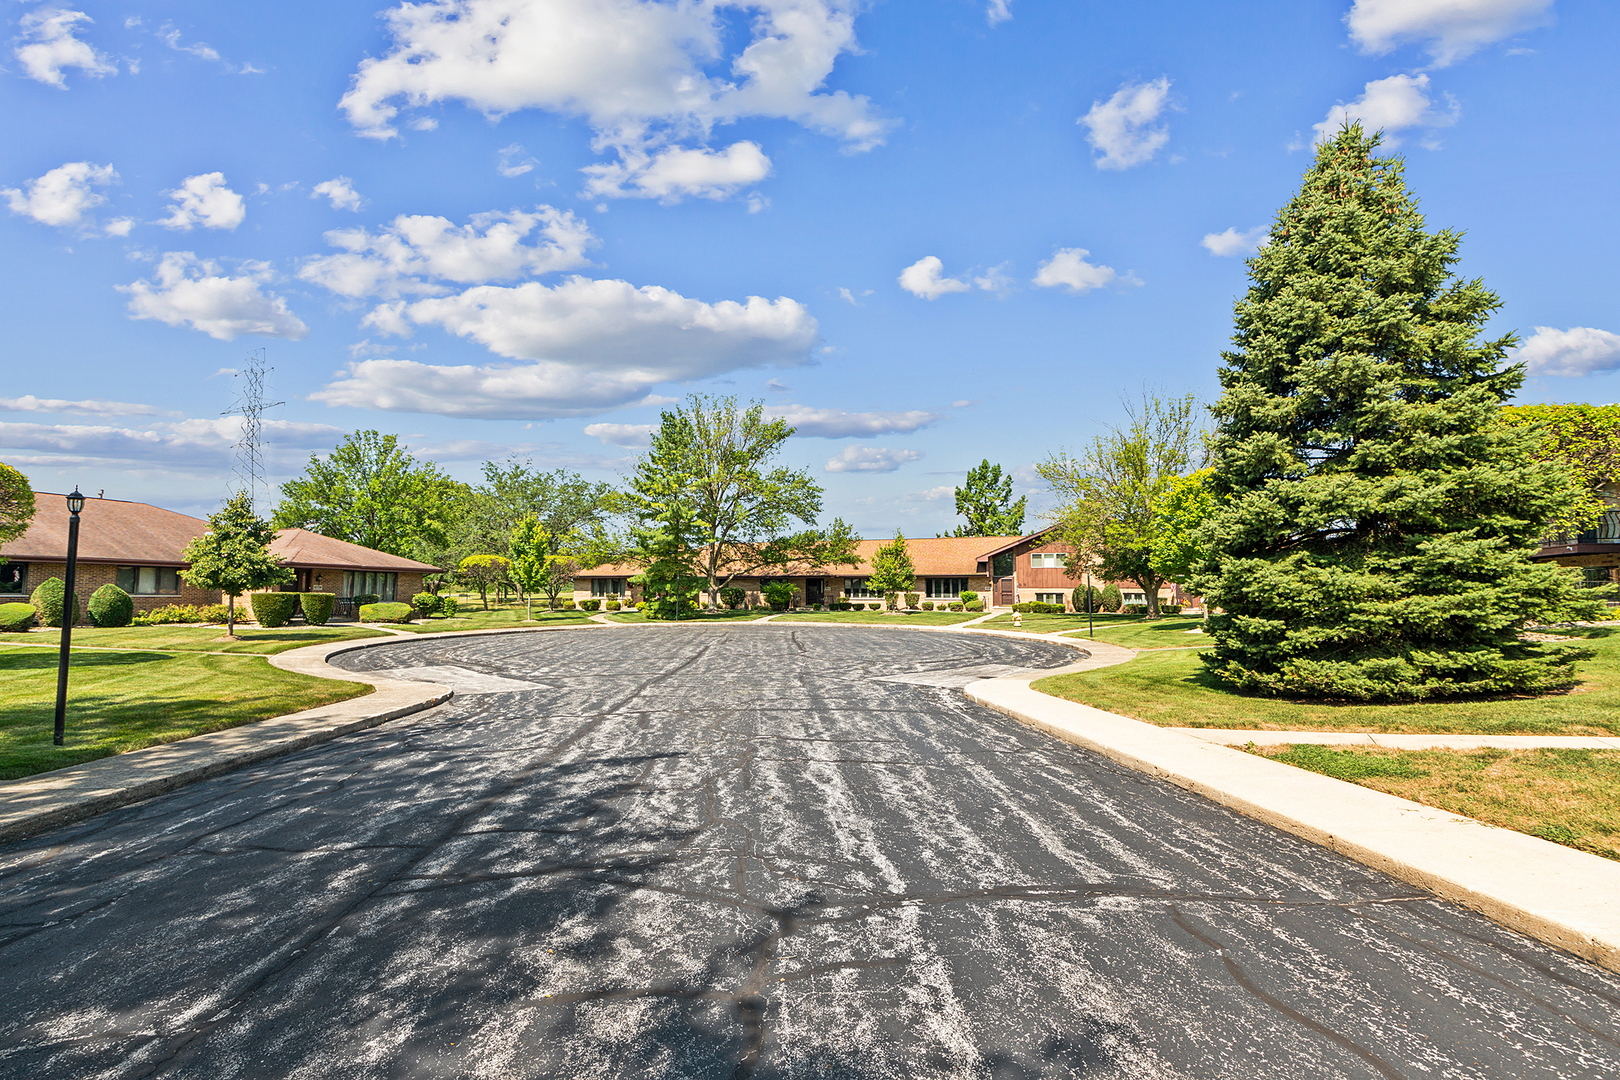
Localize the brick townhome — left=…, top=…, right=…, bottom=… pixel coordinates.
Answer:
left=0, top=492, right=438, bottom=617
left=573, top=526, right=1199, bottom=611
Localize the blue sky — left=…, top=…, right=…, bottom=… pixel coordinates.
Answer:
left=3, top=0, right=1617, bottom=536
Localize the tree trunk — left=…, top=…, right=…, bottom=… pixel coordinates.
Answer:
left=226, top=594, right=236, bottom=636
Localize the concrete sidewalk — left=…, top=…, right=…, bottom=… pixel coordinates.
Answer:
left=965, top=668, right=1620, bottom=973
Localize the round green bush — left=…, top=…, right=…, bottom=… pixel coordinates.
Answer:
left=1099, top=583, right=1122, bottom=613
left=29, top=577, right=75, bottom=627
left=948, top=602, right=964, bottom=612
left=251, top=591, right=300, bottom=628
left=580, top=598, right=601, bottom=612
left=0, top=602, right=37, bottom=632
left=965, top=600, right=985, bottom=612
left=88, top=584, right=134, bottom=627
left=959, top=591, right=978, bottom=605
left=300, top=592, right=335, bottom=626
left=412, top=591, right=441, bottom=616
left=605, top=599, right=621, bottom=611
left=440, top=596, right=459, bottom=617
left=359, top=601, right=414, bottom=624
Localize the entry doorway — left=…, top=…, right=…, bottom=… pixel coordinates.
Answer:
left=805, top=578, right=825, bottom=605
left=996, top=578, right=1014, bottom=606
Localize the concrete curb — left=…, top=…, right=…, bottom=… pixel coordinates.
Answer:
left=964, top=673, right=1620, bottom=974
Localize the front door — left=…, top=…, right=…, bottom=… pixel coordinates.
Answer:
left=805, top=578, right=825, bottom=605
left=996, top=577, right=1014, bottom=606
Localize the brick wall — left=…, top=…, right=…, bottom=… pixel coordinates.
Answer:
left=21, top=561, right=221, bottom=617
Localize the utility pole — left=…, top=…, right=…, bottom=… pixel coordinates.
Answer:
left=222, top=349, right=284, bottom=515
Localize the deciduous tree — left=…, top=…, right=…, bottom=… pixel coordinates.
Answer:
left=457, top=554, right=511, bottom=610
left=275, top=431, right=459, bottom=558
left=509, top=515, right=579, bottom=617
left=1194, top=124, right=1605, bottom=701
left=0, top=461, right=35, bottom=545
left=867, top=531, right=916, bottom=610
left=953, top=459, right=1026, bottom=537
left=1038, top=393, right=1204, bottom=617
left=181, top=491, right=293, bottom=636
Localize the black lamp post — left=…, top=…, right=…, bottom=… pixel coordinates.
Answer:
left=1085, top=567, right=1094, bottom=640
left=54, top=487, right=86, bottom=746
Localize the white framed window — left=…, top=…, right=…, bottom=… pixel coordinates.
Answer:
left=843, top=577, right=874, bottom=598
left=1029, top=552, right=1066, bottom=569
left=925, top=577, right=968, bottom=599
left=1034, top=592, right=1066, bottom=605
left=116, top=566, right=181, bottom=595
left=591, top=578, right=624, bottom=597
left=1122, top=591, right=1146, bottom=604
left=342, top=571, right=398, bottom=601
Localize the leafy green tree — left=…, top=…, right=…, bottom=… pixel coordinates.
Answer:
left=867, top=530, right=916, bottom=610
left=1038, top=393, right=1204, bottom=616
left=1194, top=124, right=1606, bottom=702
left=1499, top=403, right=1620, bottom=530
left=457, top=554, right=511, bottom=610
left=182, top=491, right=294, bottom=636
left=625, top=395, right=858, bottom=605
left=462, top=459, right=614, bottom=559
left=274, top=431, right=459, bottom=557
left=1149, top=469, right=1216, bottom=590
left=0, top=461, right=35, bottom=545
left=953, top=460, right=1026, bottom=537
left=509, top=515, right=579, bottom=617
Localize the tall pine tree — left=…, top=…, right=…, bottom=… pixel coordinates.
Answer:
left=1194, top=125, right=1605, bottom=701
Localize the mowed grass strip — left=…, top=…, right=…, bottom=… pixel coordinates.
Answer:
left=773, top=610, right=980, bottom=625
left=605, top=608, right=773, bottom=623
left=1032, top=627, right=1620, bottom=735
left=390, top=606, right=593, bottom=633
left=21, top=624, right=389, bottom=654
left=0, top=644, right=372, bottom=781
left=1253, top=744, right=1620, bottom=862
left=980, top=612, right=1210, bottom=649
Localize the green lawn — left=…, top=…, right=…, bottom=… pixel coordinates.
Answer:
left=1032, top=626, right=1620, bottom=736
left=1253, top=744, right=1620, bottom=862
left=773, top=610, right=980, bottom=625
left=604, top=608, right=774, bottom=623
left=388, top=606, right=593, bottom=633
left=0, top=644, right=372, bottom=781
left=18, top=624, right=388, bottom=654
left=981, top=611, right=1141, bottom=635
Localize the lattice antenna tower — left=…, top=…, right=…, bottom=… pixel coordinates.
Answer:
left=222, top=349, right=284, bottom=515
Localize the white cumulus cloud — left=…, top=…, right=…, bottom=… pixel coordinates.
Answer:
left=159, top=172, right=247, bottom=231
left=3, top=161, right=117, bottom=228
left=766, top=405, right=939, bottom=438
left=583, top=422, right=654, bottom=448
left=898, top=256, right=971, bottom=300
left=119, top=253, right=309, bottom=341
left=1511, top=326, right=1620, bottom=378
left=1347, top=0, right=1554, bottom=67
left=1032, top=248, right=1124, bottom=293
left=825, top=446, right=921, bottom=473
left=1311, top=74, right=1459, bottom=148
left=1080, top=77, right=1172, bottom=170
left=313, top=277, right=819, bottom=418
left=987, top=0, right=1013, bottom=26
left=15, top=8, right=116, bottom=87
left=0, top=416, right=342, bottom=471
left=1201, top=225, right=1270, bottom=257
left=299, top=206, right=596, bottom=300
left=0, top=396, right=172, bottom=417
left=311, top=177, right=364, bottom=211
left=337, top=0, right=890, bottom=202
left=583, top=141, right=772, bottom=202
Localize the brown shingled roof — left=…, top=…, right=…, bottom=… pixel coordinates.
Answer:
left=0, top=492, right=207, bottom=565
left=270, top=528, right=439, bottom=573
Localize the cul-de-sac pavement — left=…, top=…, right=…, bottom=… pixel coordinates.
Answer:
left=3, top=626, right=1619, bottom=1079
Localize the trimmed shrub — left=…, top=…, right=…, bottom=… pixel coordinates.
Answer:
left=1072, top=584, right=1099, bottom=613
left=580, top=599, right=601, bottom=612
left=300, top=592, right=335, bottom=626
left=88, top=584, right=135, bottom=627
left=412, top=592, right=442, bottom=617
left=959, top=590, right=978, bottom=605
left=761, top=581, right=796, bottom=611
left=921, top=601, right=934, bottom=611
left=1160, top=604, right=1182, bottom=615
left=811, top=602, right=822, bottom=610
left=0, top=602, right=37, bottom=632
left=30, top=577, right=75, bottom=627
left=353, top=593, right=381, bottom=607
left=948, top=602, right=964, bottom=612
left=1099, top=583, right=1122, bottom=613
left=965, top=601, right=985, bottom=612
left=199, top=603, right=231, bottom=624
left=251, top=591, right=300, bottom=628
left=720, top=586, right=746, bottom=610
left=1013, top=601, right=1066, bottom=615
left=905, top=592, right=920, bottom=610
left=1122, top=603, right=1149, bottom=615
left=440, top=596, right=459, bottom=617
left=606, top=599, right=621, bottom=611
left=141, top=603, right=203, bottom=624
left=559, top=598, right=574, bottom=610
left=360, top=601, right=414, bottom=624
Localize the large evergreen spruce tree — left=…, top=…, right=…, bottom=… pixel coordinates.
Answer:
left=1194, top=125, right=1605, bottom=701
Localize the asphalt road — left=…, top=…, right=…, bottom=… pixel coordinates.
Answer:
left=2, top=625, right=1619, bottom=1079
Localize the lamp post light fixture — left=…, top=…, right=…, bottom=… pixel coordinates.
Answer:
left=53, top=487, right=86, bottom=747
